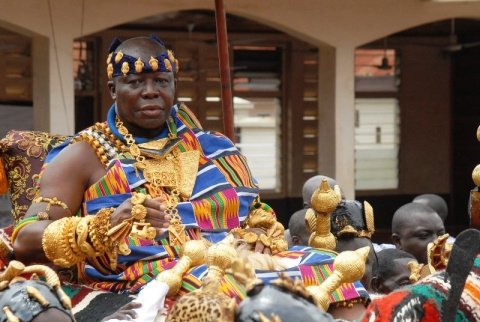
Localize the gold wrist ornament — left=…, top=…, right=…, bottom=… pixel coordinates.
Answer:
left=42, top=216, right=84, bottom=268
left=42, top=207, right=115, bottom=269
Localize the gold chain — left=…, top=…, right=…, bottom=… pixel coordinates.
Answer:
left=114, top=115, right=187, bottom=246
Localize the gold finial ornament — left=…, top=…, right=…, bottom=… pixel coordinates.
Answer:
left=106, top=52, right=113, bottom=65
left=307, top=179, right=341, bottom=250
left=473, top=164, right=480, bottom=187
left=205, top=242, right=238, bottom=281
left=477, top=125, right=480, bottom=142
left=167, top=50, right=175, bottom=62
left=135, top=57, right=144, bottom=73
left=149, top=56, right=159, bottom=71
left=114, top=50, right=123, bottom=64
left=107, top=63, right=113, bottom=79
left=307, top=246, right=369, bottom=311
left=156, top=240, right=207, bottom=296
left=164, top=59, right=172, bottom=72
left=363, top=201, right=375, bottom=237
left=121, top=62, right=129, bottom=76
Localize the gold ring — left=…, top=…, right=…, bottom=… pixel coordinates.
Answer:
left=131, top=192, right=148, bottom=205
left=131, top=204, right=147, bottom=220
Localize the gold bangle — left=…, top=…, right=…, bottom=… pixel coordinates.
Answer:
left=89, top=208, right=114, bottom=254
left=42, top=217, right=84, bottom=268
left=76, top=216, right=97, bottom=257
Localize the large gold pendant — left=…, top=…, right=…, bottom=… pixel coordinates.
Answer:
left=138, top=150, right=199, bottom=198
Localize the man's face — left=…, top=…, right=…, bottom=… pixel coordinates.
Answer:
left=109, top=71, right=176, bottom=136
left=378, top=257, right=417, bottom=294
left=393, top=212, right=445, bottom=264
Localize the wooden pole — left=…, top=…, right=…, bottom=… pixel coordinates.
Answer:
left=214, top=0, right=235, bottom=143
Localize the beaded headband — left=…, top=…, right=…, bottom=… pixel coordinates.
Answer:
left=106, top=34, right=179, bottom=79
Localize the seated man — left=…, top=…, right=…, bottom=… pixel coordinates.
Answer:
left=391, top=202, right=446, bottom=265
left=10, top=35, right=369, bottom=320
left=370, top=248, right=418, bottom=295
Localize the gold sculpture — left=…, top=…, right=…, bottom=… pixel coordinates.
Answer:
left=306, top=246, right=370, bottom=311
left=205, top=241, right=238, bottom=281
left=305, top=179, right=342, bottom=250
left=0, top=260, right=72, bottom=310
left=155, top=240, right=207, bottom=296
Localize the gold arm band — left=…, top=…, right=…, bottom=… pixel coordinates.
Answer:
left=33, top=196, right=72, bottom=215
left=76, top=216, right=97, bottom=257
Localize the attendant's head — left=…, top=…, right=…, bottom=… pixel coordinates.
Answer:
left=302, top=175, right=345, bottom=208
left=330, top=200, right=376, bottom=291
left=107, top=35, right=178, bottom=138
left=391, top=202, right=445, bottom=264
left=288, top=209, right=310, bottom=246
left=413, top=194, right=448, bottom=222
left=371, top=248, right=417, bottom=294
left=284, top=229, right=293, bottom=247
left=335, top=236, right=376, bottom=292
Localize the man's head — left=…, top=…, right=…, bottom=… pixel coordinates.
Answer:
left=413, top=194, right=448, bottom=222
left=330, top=200, right=375, bottom=239
left=335, top=236, right=376, bottom=292
left=391, top=202, right=445, bottom=264
left=107, top=35, right=177, bottom=138
left=288, top=209, right=310, bottom=246
left=371, top=248, right=417, bottom=294
left=302, top=175, right=345, bottom=208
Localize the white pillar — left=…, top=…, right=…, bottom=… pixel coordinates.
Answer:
left=318, top=45, right=356, bottom=199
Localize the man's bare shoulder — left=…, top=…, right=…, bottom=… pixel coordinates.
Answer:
left=43, top=140, right=105, bottom=185
left=53, top=140, right=101, bottom=164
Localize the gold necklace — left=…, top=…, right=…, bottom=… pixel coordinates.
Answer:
left=115, top=115, right=193, bottom=246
